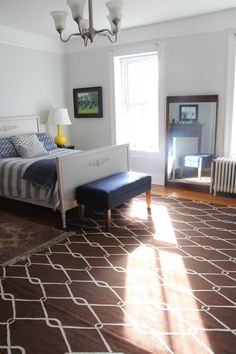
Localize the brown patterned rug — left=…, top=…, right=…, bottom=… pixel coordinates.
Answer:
left=0, top=211, right=71, bottom=266
left=0, top=195, right=236, bottom=354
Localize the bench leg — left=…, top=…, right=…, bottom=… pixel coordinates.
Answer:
left=146, top=190, right=151, bottom=209
left=78, top=204, right=85, bottom=221
left=104, top=209, right=111, bottom=231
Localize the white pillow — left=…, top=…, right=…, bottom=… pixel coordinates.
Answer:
left=17, top=141, right=48, bottom=159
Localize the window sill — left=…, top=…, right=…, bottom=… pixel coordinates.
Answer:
left=130, top=149, right=159, bottom=159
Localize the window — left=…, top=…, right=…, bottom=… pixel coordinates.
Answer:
left=114, top=52, right=159, bottom=152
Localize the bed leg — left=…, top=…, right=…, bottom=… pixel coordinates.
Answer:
left=146, top=190, right=151, bottom=209
left=61, top=212, right=67, bottom=229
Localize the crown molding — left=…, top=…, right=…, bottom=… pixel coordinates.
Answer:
left=0, top=25, right=65, bottom=54
left=1, top=7, right=236, bottom=55
left=65, top=7, right=236, bottom=54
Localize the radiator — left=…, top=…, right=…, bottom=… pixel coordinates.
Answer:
left=211, top=157, right=236, bottom=195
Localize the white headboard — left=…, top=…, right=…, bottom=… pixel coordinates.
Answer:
left=0, top=115, right=40, bottom=137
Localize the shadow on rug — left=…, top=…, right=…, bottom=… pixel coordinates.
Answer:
left=0, top=211, right=72, bottom=266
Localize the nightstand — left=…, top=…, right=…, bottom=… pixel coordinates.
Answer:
left=57, top=145, right=75, bottom=150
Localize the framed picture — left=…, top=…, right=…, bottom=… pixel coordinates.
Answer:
left=179, top=104, right=198, bottom=122
left=73, top=86, right=103, bottom=118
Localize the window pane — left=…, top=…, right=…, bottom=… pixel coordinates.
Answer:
left=115, top=52, right=159, bottom=152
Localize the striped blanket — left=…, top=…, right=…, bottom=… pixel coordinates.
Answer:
left=0, top=148, right=76, bottom=209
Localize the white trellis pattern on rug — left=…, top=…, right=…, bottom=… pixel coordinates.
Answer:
left=0, top=195, right=236, bottom=354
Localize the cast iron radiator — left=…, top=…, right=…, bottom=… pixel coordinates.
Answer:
left=211, top=157, right=236, bottom=195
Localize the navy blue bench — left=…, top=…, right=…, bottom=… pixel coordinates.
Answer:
left=75, top=171, right=152, bottom=231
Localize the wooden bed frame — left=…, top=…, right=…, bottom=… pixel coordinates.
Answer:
left=0, top=115, right=129, bottom=228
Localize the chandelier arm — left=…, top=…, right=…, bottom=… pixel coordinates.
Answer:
left=77, top=21, right=84, bottom=37
left=95, top=28, right=118, bottom=37
left=97, top=31, right=118, bottom=43
left=59, top=31, right=83, bottom=43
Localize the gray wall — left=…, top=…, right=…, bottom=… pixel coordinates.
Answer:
left=66, top=48, right=112, bottom=149
left=0, top=43, right=66, bottom=124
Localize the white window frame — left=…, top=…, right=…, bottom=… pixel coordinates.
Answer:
left=115, top=51, right=159, bottom=152
left=108, top=43, right=165, bottom=158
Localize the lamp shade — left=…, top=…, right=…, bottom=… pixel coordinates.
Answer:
left=106, top=1, right=123, bottom=21
left=47, top=108, right=72, bottom=126
left=67, top=0, right=86, bottom=20
left=51, top=11, right=68, bottom=31
left=107, top=15, right=122, bottom=33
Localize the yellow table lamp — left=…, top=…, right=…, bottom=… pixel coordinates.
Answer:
left=47, top=108, right=72, bottom=146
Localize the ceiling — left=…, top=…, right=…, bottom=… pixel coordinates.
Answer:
left=1, top=0, right=236, bottom=39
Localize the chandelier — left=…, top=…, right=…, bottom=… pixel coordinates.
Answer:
left=51, top=0, right=123, bottom=47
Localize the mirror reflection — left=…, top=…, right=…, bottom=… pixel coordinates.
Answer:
left=166, top=95, right=218, bottom=190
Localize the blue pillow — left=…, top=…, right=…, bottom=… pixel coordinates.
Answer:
left=0, top=137, right=19, bottom=158
left=36, top=133, right=57, bottom=151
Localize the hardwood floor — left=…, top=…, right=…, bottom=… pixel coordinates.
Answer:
left=0, top=186, right=235, bottom=228
left=151, top=184, right=236, bottom=206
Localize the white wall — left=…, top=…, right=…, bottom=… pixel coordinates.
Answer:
left=0, top=41, right=69, bottom=139
left=66, top=48, right=112, bottom=149
left=65, top=30, right=230, bottom=183
left=164, top=31, right=228, bottom=156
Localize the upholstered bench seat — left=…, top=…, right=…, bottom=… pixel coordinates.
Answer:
left=75, top=171, right=152, bottom=230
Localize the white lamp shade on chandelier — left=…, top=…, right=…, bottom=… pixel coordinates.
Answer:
left=50, top=11, right=68, bottom=32
left=106, top=1, right=123, bottom=21
left=51, top=0, right=123, bottom=46
left=67, top=0, right=86, bottom=20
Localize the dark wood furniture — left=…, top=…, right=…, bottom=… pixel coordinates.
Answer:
left=57, top=145, right=75, bottom=149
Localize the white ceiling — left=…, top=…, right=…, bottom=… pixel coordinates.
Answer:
left=1, top=0, right=236, bottom=39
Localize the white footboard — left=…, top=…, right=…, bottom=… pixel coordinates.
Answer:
left=56, top=144, right=129, bottom=227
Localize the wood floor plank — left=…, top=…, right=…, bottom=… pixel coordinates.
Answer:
left=151, top=184, right=236, bottom=206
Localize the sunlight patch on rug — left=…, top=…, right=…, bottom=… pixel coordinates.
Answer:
left=129, top=199, right=177, bottom=244
left=158, top=249, right=211, bottom=353
left=124, top=245, right=171, bottom=353
left=124, top=242, right=212, bottom=353
left=151, top=204, right=177, bottom=244
left=129, top=199, right=149, bottom=220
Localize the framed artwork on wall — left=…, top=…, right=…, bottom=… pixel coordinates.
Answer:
left=73, top=86, right=103, bottom=118
left=179, top=104, right=198, bottom=122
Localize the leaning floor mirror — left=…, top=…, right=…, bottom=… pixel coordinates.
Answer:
left=165, top=95, right=218, bottom=191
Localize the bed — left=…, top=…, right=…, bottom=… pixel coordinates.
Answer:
left=0, top=115, right=129, bottom=228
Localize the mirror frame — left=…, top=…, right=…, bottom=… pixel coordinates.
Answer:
left=165, top=95, right=218, bottom=192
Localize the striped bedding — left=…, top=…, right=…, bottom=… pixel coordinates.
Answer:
left=0, top=148, right=77, bottom=209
